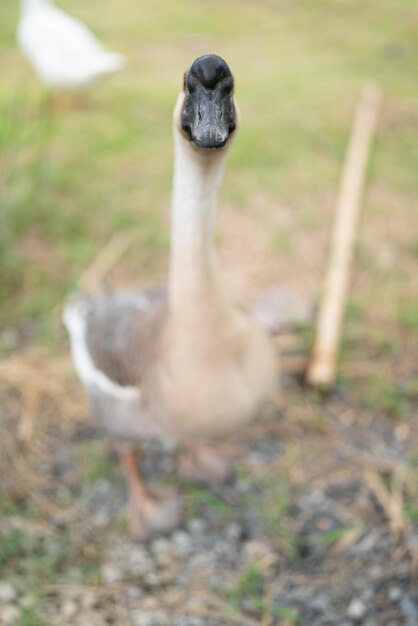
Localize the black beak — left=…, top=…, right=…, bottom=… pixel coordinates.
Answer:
left=181, top=55, right=236, bottom=150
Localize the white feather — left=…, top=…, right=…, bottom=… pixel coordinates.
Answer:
left=18, top=0, right=125, bottom=89
left=63, top=301, right=139, bottom=400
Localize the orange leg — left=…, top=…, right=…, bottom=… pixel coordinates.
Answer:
left=43, top=90, right=91, bottom=114
left=120, top=449, right=183, bottom=541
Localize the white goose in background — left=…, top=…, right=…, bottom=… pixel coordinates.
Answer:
left=17, top=0, right=124, bottom=89
left=64, top=54, right=277, bottom=541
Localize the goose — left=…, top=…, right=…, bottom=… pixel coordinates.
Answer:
left=64, top=54, right=277, bottom=541
left=17, top=0, right=125, bottom=90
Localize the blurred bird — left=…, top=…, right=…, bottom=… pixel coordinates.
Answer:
left=17, top=0, right=125, bottom=91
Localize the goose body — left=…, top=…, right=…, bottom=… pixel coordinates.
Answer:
left=18, top=0, right=124, bottom=89
left=65, top=283, right=274, bottom=442
left=64, top=55, right=276, bottom=539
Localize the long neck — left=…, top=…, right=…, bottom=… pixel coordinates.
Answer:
left=169, top=130, right=228, bottom=308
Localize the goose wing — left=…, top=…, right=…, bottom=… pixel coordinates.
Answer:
left=64, top=289, right=167, bottom=393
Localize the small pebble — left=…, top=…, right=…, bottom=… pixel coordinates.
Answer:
left=368, top=564, right=383, bottom=578
left=93, top=511, right=111, bottom=527
left=172, top=530, right=192, bottom=558
left=129, top=547, right=155, bottom=577
left=347, top=598, right=367, bottom=620
left=311, top=593, right=329, bottom=613
left=400, top=594, right=418, bottom=622
left=141, top=597, right=159, bottom=610
left=132, top=609, right=170, bottom=626
left=187, top=617, right=208, bottom=626
left=80, top=591, right=97, bottom=609
left=1, top=605, right=20, bottom=625
left=61, top=599, right=78, bottom=620
left=361, top=588, right=373, bottom=602
left=152, top=538, right=174, bottom=567
left=100, top=562, right=124, bottom=584
left=225, top=522, right=242, bottom=542
left=242, top=539, right=273, bottom=561
left=388, top=585, right=402, bottom=602
left=124, top=586, right=143, bottom=600
left=187, top=518, right=207, bottom=535
left=20, top=595, right=36, bottom=609
left=0, top=582, right=17, bottom=603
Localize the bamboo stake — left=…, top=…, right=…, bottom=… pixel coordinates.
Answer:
left=52, top=229, right=138, bottom=336
left=306, top=84, right=382, bottom=387
left=79, top=229, right=139, bottom=293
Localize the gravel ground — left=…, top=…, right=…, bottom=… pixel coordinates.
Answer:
left=1, top=359, right=417, bottom=626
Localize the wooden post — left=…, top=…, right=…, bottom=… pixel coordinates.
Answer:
left=79, top=229, right=138, bottom=293
left=306, top=84, right=382, bottom=387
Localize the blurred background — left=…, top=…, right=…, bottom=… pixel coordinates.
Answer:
left=0, top=1, right=417, bottom=625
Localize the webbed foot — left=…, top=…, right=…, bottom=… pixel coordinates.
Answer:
left=178, top=442, right=241, bottom=485
left=128, top=485, right=183, bottom=542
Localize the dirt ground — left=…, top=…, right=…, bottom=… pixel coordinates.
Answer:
left=1, top=342, right=417, bottom=626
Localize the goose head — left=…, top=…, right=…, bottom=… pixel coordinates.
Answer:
left=175, top=54, right=237, bottom=151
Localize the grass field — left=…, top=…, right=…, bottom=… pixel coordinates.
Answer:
left=0, top=0, right=417, bottom=348
left=0, top=1, right=417, bottom=625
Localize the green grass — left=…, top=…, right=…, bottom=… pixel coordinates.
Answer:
left=71, top=439, right=115, bottom=485
left=398, top=302, right=418, bottom=331
left=0, top=517, right=101, bottom=620
left=0, top=0, right=417, bottom=348
left=348, top=374, right=408, bottom=419
left=221, top=560, right=264, bottom=602
left=307, top=525, right=360, bottom=547
left=0, top=524, right=62, bottom=583
left=0, top=527, right=27, bottom=565
left=0, top=491, right=21, bottom=515
left=18, top=606, right=45, bottom=626
left=219, top=560, right=300, bottom=623
left=238, top=468, right=296, bottom=552
left=186, top=484, right=235, bottom=519
left=405, top=506, right=418, bottom=524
